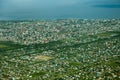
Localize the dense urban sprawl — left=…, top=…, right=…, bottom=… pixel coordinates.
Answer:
left=0, top=19, right=120, bottom=80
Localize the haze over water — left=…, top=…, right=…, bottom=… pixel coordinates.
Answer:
left=0, top=0, right=120, bottom=20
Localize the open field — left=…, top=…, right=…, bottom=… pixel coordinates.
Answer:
left=0, top=19, right=120, bottom=80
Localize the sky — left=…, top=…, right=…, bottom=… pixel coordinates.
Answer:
left=0, top=0, right=120, bottom=20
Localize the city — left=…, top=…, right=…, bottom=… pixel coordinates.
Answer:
left=0, top=19, right=120, bottom=80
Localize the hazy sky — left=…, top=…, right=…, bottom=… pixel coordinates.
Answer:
left=0, top=0, right=120, bottom=20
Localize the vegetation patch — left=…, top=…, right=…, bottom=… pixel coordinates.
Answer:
left=34, top=55, right=53, bottom=61
left=69, top=62, right=81, bottom=66
left=96, top=31, right=120, bottom=38
left=0, top=44, right=8, bottom=48
left=0, top=41, right=24, bottom=52
left=30, top=71, right=46, bottom=77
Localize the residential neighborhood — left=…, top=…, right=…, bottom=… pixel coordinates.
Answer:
left=0, top=19, right=120, bottom=80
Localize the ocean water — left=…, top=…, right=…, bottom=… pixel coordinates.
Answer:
left=0, top=0, right=120, bottom=20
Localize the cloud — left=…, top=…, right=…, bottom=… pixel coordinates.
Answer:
left=0, top=0, right=81, bottom=19
left=93, top=4, right=120, bottom=8
left=0, top=0, right=120, bottom=20
left=1, top=0, right=78, bottom=7
left=0, top=0, right=80, bottom=12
